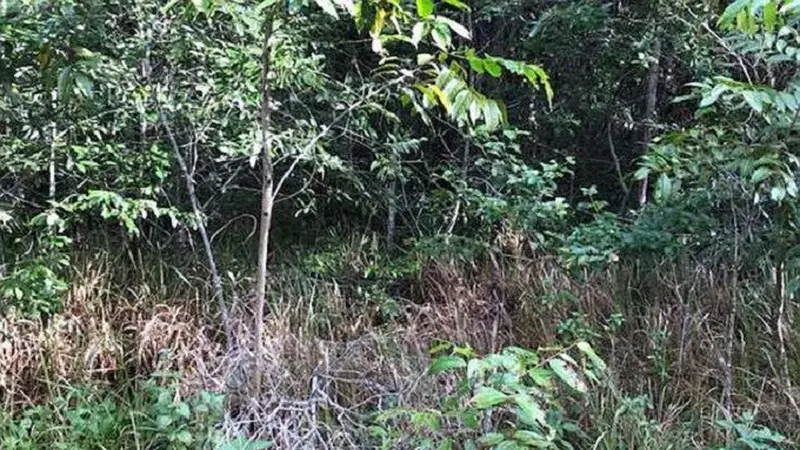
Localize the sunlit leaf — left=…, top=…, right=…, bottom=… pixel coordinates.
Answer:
left=314, top=0, right=339, bottom=18
left=436, top=16, right=471, bottom=39
left=471, top=387, right=508, bottom=408
left=429, top=355, right=467, bottom=374
left=416, top=0, right=434, bottom=18
left=549, top=357, right=587, bottom=393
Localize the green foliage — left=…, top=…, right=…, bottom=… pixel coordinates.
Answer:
left=0, top=376, right=269, bottom=450
left=372, top=342, right=606, bottom=449
left=715, top=412, right=790, bottom=450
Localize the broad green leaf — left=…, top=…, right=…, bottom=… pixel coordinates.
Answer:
left=654, top=174, right=673, bottom=202
left=549, top=357, right=587, bottom=393
left=468, top=96, right=482, bottom=124
left=314, top=0, right=339, bottom=18
left=191, top=0, right=210, bottom=13
left=478, top=432, right=506, bottom=445
left=495, top=440, right=523, bottom=450
left=175, top=430, right=193, bottom=445
left=771, top=185, right=787, bottom=201
left=416, top=0, right=434, bottom=18
left=751, top=166, right=772, bottom=183
left=57, top=67, right=72, bottom=102
left=514, top=394, right=547, bottom=427
left=468, top=55, right=484, bottom=74
left=513, top=430, right=549, bottom=446
left=429, top=355, right=467, bottom=374
left=483, top=58, right=502, bottom=77
left=742, top=90, right=764, bottom=113
left=443, top=0, right=471, bottom=11
left=431, top=23, right=451, bottom=50
left=75, top=73, right=93, bottom=99
left=436, top=16, right=471, bottom=39
left=471, top=386, right=508, bottom=408
left=411, top=22, right=426, bottom=47
left=334, top=0, right=355, bottom=15
left=529, top=367, right=552, bottom=388
left=782, top=0, right=800, bottom=13
left=719, top=0, right=751, bottom=28
left=483, top=100, right=502, bottom=129
left=700, top=84, right=728, bottom=108
left=577, top=341, right=606, bottom=372
left=417, top=53, right=435, bottom=65
left=764, top=1, right=777, bottom=31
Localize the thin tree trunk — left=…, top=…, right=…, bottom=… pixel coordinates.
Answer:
left=386, top=178, right=397, bottom=247
left=160, top=115, right=234, bottom=345
left=48, top=124, right=57, bottom=201
left=253, top=14, right=275, bottom=395
left=638, top=37, right=661, bottom=208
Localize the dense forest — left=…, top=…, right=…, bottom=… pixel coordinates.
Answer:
left=1, top=0, right=799, bottom=448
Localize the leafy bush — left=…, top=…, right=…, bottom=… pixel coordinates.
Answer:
left=371, top=341, right=606, bottom=449
left=715, top=412, right=790, bottom=450
left=0, top=375, right=270, bottom=450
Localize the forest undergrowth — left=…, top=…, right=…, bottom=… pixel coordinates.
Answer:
left=1, top=232, right=796, bottom=449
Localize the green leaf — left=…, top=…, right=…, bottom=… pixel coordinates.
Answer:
left=700, top=84, right=727, bottom=108
left=471, top=386, right=508, bottom=408
left=549, top=357, right=587, bottom=393
left=483, top=58, right=502, bottom=77
left=478, top=432, right=506, bottom=446
left=468, top=55, right=484, bottom=74
left=782, top=0, right=800, bottom=13
left=431, top=23, right=451, bottom=50
left=719, top=0, right=751, bottom=28
left=771, top=185, right=787, bottom=201
left=417, top=53, right=435, bottom=65
left=513, top=430, right=549, bottom=446
left=764, top=1, right=778, bottom=31
left=429, top=355, right=467, bottom=374
left=577, top=341, right=606, bottom=372
left=57, top=67, right=72, bottom=103
left=483, top=100, right=502, bottom=130
left=751, top=166, right=772, bottom=184
left=436, top=16, right=471, bottom=39
left=529, top=367, right=552, bottom=388
left=217, top=438, right=273, bottom=450
left=442, top=0, right=471, bottom=11
left=75, top=72, right=94, bottom=95
left=654, top=174, right=673, bottom=202
left=742, top=90, right=764, bottom=113
left=514, top=394, right=547, bottom=427
left=411, top=22, right=426, bottom=47
left=495, top=440, right=523, bottom=450
left=156, top=414, right=173, bottom=429
left=174, top=430, right=193, bottom=444
left=416, top=0, right=434, bottom=18
left=314, top=0, right=339, bottom=18
left=334, top=0, right=355, bottom=15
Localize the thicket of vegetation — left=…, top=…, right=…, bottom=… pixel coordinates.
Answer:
left=1, top=0, right=799, bottom=448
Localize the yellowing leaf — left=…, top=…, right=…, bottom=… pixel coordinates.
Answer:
left=430, top=84, right=451, bottom=113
